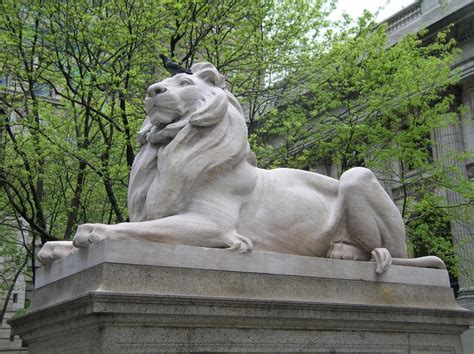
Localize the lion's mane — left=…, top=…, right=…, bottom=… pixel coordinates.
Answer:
left=128, top=63, right=252, bottom=221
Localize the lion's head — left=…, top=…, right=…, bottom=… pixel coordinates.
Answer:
left=128, top=62, right=252, bottom=221
left=144, top=63, right=233, bottom=145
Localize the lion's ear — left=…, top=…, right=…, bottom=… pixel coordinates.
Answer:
left=191, top=62, right=226, bottom=88
left=197, top=68, right=225, bottom=88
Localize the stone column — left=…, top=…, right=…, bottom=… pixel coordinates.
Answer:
left=455, top=82, right=474, bottom=354
left=433, top=85, right=474, bottom=310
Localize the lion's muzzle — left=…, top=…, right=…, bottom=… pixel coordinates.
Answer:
left=147, top=83, right=167, bottom=97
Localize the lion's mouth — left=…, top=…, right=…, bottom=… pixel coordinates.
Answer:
left=157, top=116, right=180, bottom=130
left=145, top=96, right=180, bottom=123
left=147, top=116, right=188, bottom=145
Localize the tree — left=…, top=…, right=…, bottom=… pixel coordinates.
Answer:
left=250, top=14, right=472, bottom=278
left=0, top=0, right=334, bottom=292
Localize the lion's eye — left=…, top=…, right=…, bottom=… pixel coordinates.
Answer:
left=179, top=79, right=194, bottom=86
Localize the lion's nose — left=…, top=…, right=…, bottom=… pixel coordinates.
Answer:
left=147, top=83, right=167, bottom=97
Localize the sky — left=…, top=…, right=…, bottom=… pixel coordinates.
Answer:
left=334, top=0, right=417, bottom=22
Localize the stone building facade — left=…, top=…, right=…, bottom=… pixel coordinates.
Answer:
left=0, top=270, right=28, bottom=353
left=385, top=1, right=474, bottom=350
left=385, top=0, right=473, bottom=307
left=0, top=221, right=30, bottom=353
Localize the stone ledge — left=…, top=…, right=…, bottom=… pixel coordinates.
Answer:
left=30, top=240, right=462, bottom=312
left=37, top=239, right=450, bottom=288
left=31, top=261, right=462, bottom=311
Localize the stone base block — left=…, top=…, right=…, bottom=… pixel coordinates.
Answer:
left=458, top=287, right=474, bottom=353
left=9, top=240, right=474, bottom=353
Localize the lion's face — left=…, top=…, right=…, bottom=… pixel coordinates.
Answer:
left=144, top=66, right=228, bottom=145
left=144, top=74, right=203, bottom=142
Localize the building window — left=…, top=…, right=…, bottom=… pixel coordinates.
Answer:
left=33, top=83, right=52, bottom=97
left=10, top=334, right=15, bottom=342
left=12, top=293, right=18, bottom=303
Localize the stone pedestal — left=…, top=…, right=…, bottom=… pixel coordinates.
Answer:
left=458, top=287, right=474, bottom=352
left=9, top=240, right=474, bottom=353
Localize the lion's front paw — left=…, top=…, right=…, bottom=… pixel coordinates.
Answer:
left=37, top=241, right=76, bottom=265
left=227, top=233, right=253, bottom=253
left=73, top=223, right=109, bottom=248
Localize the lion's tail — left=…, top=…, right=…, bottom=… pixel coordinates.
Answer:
left=391, top=256, right=446, bottom=270
left=371, top=248, right=446, bottom=274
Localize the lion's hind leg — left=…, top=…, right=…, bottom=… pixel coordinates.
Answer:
left=327, top=242, right=370, bottom=261
left=225, top=231, right=253, bottom=253
left=327, top=243, right=393, bottom=274
left=335, top=167, right=407, bottom=258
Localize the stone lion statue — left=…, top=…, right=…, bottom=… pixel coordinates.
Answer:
left=38, top=62, right=445, bottom=273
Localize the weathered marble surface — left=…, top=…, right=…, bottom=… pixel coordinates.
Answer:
left=38, top=62, right=444, bottom=273
left=11, top=240, right=473, bottom=353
